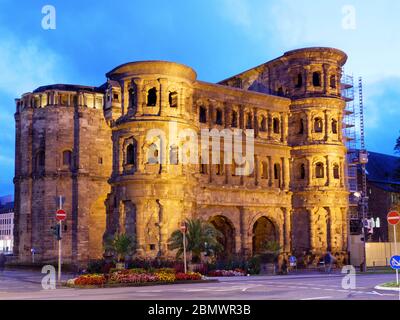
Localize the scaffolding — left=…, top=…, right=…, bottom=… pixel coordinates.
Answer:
left=341, top=74, right=361, bottom=234
left=342, top=74, right=369, bottom=236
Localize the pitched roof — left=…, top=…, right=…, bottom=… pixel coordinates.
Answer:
left=366, top=151, right=400, bottom=186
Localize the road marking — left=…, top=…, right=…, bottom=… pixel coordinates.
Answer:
left=301, top=296, right=332, bottom=300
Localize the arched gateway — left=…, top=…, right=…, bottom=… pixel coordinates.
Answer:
left=252, top=216, right=278, bottom=255
left=209, top=215, right=236, bottom=258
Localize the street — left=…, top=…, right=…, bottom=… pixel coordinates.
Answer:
left=0, top=268, right=399, bottom=300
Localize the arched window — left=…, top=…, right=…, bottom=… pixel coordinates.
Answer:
left=200, top=163, right=208, bottom=174
left=231, top=111, right=238, bottom=128
left=313, top=72, right=321, bottom=87
left=169, top=145, right=179, bottom=165
left=331, top=119, right=338, bottom=134
left=314, top=117, right=323, bottom=133
left=215, top=163, right=223, bottom=176
left=62, top=150, right=72, bottom=167
left=216, top=108, right=223, bottom=125
left=315, top=162, right=324, bottom=178
left=298, top=118, right=304, bottom=134
left=199, top=106, right=207, bottom=123
left=126, top=142, right=137, bottom=166
left=246, top=112, right=253, bottom=129
left=333, top=164, right=340, bottom=179
left=261, top=161, right=268, bottom=179
left=147, top=143, right=159, bottom=164
left=169, top=91, right=178, bottom=108
left=295, top=73, right=303, bottom=88
left=260, top=116, right=267, bottom=132
left=274, top=163, right=280, bottom=180
left=36, top=150, right=45, bottom=173
left=128, top=88, right=136, bottom=110
left=330, top=75, right=336, bottom=89
left=273, top=117, right=280, bottom=134
left=147, top=87, right=157, bottom=106
left=300, top=163, right=306, bottom=179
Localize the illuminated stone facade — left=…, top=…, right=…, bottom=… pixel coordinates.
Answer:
left=14, top=47, right=349, bottom=266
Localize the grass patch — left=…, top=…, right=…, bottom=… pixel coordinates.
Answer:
left=380, top=282, right=400, bottom=288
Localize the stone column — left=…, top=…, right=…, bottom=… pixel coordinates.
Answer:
left=133, top=78, right=144, bottom=116
left=283, top=113, right=288, bottom=143
left=284, top=157, right=290, bottom=191
left=307, top=207, right=315, bottom=252
left=338, top=112, right=343, bottom=142
left=304, top=66, right=310, bottom=94
left=283, top=207, right=292, bottom=252
left=120, top=80, right=126, bottom=115
left=254, top=155, right=260, bottom=186
left=341, top=207, right=349, bottom=252
left=267, top=111, right=272, bottom=139
left=135, top=200, right=147, bottom=256
left=307, top=156, right=313, bottom=186
left=268, top=156, right=273, bottom=187
left=254, top=108, right=259, bottom=138
left=323, top=63, right=329, bottom=94
left=306, top=111, right=312, bottom=142
left=325, top=155, right=330, bottom=187
left=281, top=157, right=285, bottom=189
left=179, top=86, right=185, bottom=116
left=326, top=207, right=332, bottom=251
left=324, top=110, right=330, bottom=141
left=159, top=78, right=168, bottom=115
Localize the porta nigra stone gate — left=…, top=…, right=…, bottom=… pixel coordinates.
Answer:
left=14, top=47, right=349, bottom=266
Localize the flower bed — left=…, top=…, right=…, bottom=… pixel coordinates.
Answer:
left=175, top=272, right=202, bottom=281
left=73, top=274, right=106, bottom=286
left=207, top=269, right=246, bottom=277
left=68, top=269, right=204, bottom=288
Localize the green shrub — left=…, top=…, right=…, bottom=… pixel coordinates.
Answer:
left=247, top=256, right=261, bottom=275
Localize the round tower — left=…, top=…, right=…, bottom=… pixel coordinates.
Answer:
left=13, top=85, right=112, bottom=266
left=269, top=48, right=349, bottom=256
left=105, top=61, right=198, bottom=258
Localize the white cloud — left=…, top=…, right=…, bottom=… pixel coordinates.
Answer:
left=0, top=34, right=70, bottom=97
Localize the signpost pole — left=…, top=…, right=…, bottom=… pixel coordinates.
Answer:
left=183, top=231, right=187, bottom=274
left=180, top=222, right=187, bottom=274
left=394, top=224, right=398, bottom=286
left=58, top=196, right=62, bottom=284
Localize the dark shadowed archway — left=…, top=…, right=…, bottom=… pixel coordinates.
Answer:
left=252, top=216, right=278, bottom=254
left=209, top=215, right=236, bottom=258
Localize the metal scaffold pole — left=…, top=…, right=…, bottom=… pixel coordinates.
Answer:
left=358, top=77, right=368, bottom=272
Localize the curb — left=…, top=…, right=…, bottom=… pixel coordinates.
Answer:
left=374, top=285, right=400, bottom=292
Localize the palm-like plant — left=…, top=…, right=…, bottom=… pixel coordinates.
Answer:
left=104, top=233, right=135, bottom=263
left=168, top=218, right=223, bottom=263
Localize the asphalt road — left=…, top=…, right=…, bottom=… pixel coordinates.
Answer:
left=0, top=268, right=399, bottom=300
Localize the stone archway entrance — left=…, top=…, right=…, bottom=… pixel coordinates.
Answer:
left=209, top=215, right=236, bottom=259
left=252, top=216, right=278, bottom=255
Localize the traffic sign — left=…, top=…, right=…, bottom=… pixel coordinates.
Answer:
left=56, top=209, right=66, bottom=221
left=387, top=211, right=400, bottom=226
left=390, top=256, right=400, bottom=270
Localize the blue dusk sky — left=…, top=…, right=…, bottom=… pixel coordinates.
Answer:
left=1, top=0, right=400, bottom=195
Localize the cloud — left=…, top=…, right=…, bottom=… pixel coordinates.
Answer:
left=0, top=35, right=70, bottom=97
left=0, top=29, right=72, bottom=195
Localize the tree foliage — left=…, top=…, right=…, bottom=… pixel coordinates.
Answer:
left=168, top=218, right=223, bottom=263
left=104, top=233, right=135, bottom=262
